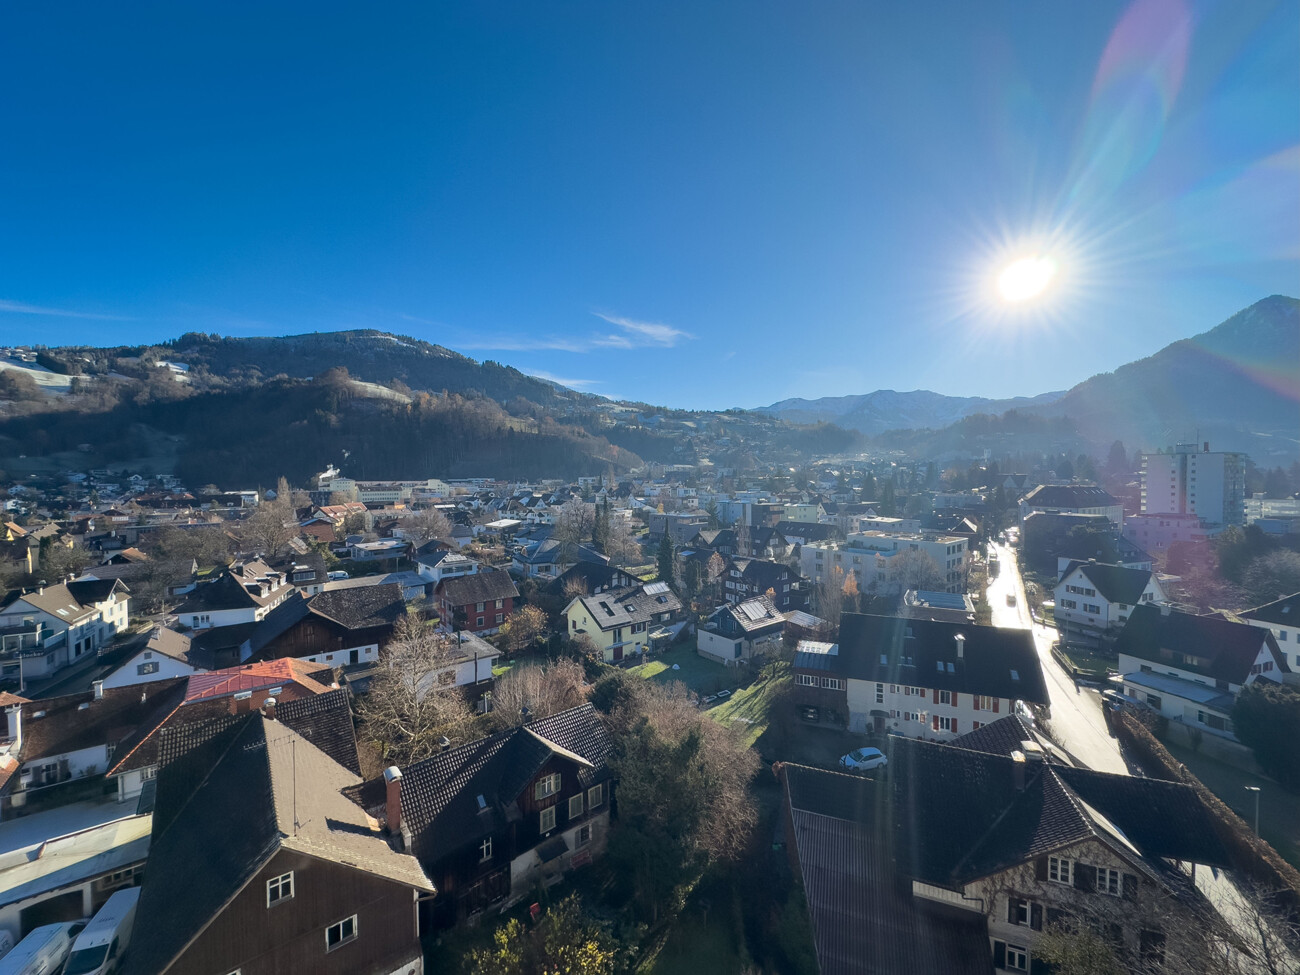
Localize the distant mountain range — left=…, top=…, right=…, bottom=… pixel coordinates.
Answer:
left=761, top=295, right=1300, bottom=462
left=757, top=389, right=1067, bottom=435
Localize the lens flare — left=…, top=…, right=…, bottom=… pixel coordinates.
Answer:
left=997, top=256, right=1058, bottom=302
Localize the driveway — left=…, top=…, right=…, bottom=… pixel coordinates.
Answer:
left=986, top=543, right=1127, bottom=775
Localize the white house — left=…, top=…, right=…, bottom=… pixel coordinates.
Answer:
left=1114, top=604, right=1290, bottom=740
left=172, top=559, right=293, bottom=630
left=1240, top=592, right=1300, bottom=672
left=0, top=579, right=131, bottom=681
left=101, top=626, right=203, bottom=690
left=415, top=549, right=482, bottom=587
left=791, top=614, right=1049, bottom=737
left=697, top=597, right=785, bottom=666
left=1053, top=561, right=1167, bottom=648
left=1019, top=484, right=1125, bottom=527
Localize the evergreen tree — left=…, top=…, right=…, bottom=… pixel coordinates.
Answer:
left=656, top=533, right=676, bottom=586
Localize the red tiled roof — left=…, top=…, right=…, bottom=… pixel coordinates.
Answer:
left=184, top=658, right=335, bottom=703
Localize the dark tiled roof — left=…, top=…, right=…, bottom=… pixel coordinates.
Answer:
left=19, top=678, right=188, bottom=763
left=1241, top=592, right=1300, bottom=627
left=241, top=591, right=312, bottom=656
left=946, top=714, right=1038, bottom=758
left=65, top=577, right=127, bottom=605
left=571, top=583, right=683, bottom=633
left=1115, top=604, right=1288, bottom=683
left=274, top=688, right=361, bottom=775
left=834, top=614, right=1050, bottom=705
left=1022, top=484, right=1120, bottom=508
left=709, top=596, right=784, bottom=635
left=122, top=715, right=432, bottom=975
left=351, top=704, right=611, bottom=867
left=783, top=764, right=994, bottom=975
left=1060, top=561, right=1153, bottom=605
left=438, top=571, right=520, bottom=606
left=309, top=583, right=406, bottom=629
left=775, top=521, right=839, bottom=541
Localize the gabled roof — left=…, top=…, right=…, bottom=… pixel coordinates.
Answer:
left=2, top=582, right=98, bottom=624
left=142, top=625, right=198, bottom=665
left=1115, top=604, right=1288, bottom=683
left=1241, top=592, right=1300, bottom=628
left=436, top=571, right=519, bottom=606
left=1059, top=561, right=1154, bottom=605
left=832, top=614, right=1050, bottom=705
left=568, top=583, right=683, bottom=633
left=121, top=715, right=433, bottom=975
left=347, top=704, right=612, bottom=867
left=782, top=764, right=994, bottom=975
left=709, top=596, right=784, bottom=634
left=1022, top=484, right=1119, bottom=508
left=310, top=583, right=407, bottom=630
left=184, top=658, right=336, bottom=703
left=18, top=678, right=188, bottom=763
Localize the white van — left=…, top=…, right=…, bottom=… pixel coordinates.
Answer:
left=327, top=570, right=349, bottom=581
left=63, top=888, right=140, bottom=975
left=0, top=921, right=86, bottom=975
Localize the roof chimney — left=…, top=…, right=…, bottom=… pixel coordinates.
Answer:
left=954, top=633, right=965, bottom=659
left=1011, top=750, right=1026, bottom=791
left=92, top=679, right=103, bottom=701
left=262, top=696, right=277, bottom=720
left=384, top=766, right=404, bottom=844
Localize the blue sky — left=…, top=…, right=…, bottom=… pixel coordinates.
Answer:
left=0, top=1, right=1295, bottom=409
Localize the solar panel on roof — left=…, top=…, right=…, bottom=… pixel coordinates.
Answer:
left=643, top=581, right=669, bottom=595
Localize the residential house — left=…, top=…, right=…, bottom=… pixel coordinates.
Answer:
left=106, top=661, right=346, bottom=803
left=347, top=538, right=410, bottom=563
left=1240, top=592, right=1300, bottom=671
left=435, top=571, right=520, bottom=636
left=241, top=585, right=406, bottom=667
left=345, top=704, right=612, bottom=927
left=101, top=625, right=205, bottom=690
left=1, top=678, right=187, bottom=817
left=546, top=563, right=638, bottom=598
left=1053, top=562, right=1168, bottom=649
left=120, top=713, right=432, bottom=975
left=902, top=589, right=976, bottom=625
left=720, top=557, right=805, bottom=611
left=173, top=559, right=294, bottom=630
left=564, top=582, right=684, bottom=663
left=1114, top=604, right=1290, bottom=741
left=0, top=579, right=131, bottom=682
left=510, top=536, right=608, bottom=579
left=647, top=512, right=709, bottom=546
left=1019, top=484, right=1125, bottom=527
left=779, top=722, right=1232, bottom=975
left=791, top=614, right=1049, bottom=736
left=268, top=551, right=329, bottom=596
left=415, top=548, right=481, bottom=587
left=801, top=531, right=968, bottom=596
left=698, top=596, right=785, bottom=666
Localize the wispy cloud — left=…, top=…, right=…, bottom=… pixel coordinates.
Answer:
left=457, top=336, right=589, bottom=353
left=592, top=313, right=692, bottom=349
left=0, top=299, right=131, bottom=322
left=525, top=369, right=602, bottom=390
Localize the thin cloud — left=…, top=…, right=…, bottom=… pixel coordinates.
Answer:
left=592, top=312, right=692, bottom=348
left=457, top=336, right=589, bottom=353
left=0, top=299, right=131, bottom=321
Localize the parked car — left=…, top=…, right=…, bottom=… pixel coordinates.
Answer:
left=1006, top=592, right=1016, bottom=606
left=839, top=747, right=888, bottom=772
left=327, top=570, right=350, bottom=581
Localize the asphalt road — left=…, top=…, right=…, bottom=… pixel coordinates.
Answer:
left=985, top=543, right=1128, bottom=775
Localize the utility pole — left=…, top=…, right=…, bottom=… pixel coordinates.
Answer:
left=1245, top=786, right=1260, bottom=836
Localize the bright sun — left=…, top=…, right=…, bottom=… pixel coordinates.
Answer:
left=997, top=256, right=1058, bottom=302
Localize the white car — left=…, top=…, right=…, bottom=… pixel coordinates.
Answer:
left=839, top=747, right=888, bottom=772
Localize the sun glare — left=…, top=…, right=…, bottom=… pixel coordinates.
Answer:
left=997, top=256, right=1058, bottom=302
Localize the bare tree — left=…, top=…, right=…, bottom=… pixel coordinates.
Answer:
left=488, top=658, right=587, bottom=730
left=602, top=516, right=642, bottom=566
left=815, top=566, right=846, bottom=631
left=238, top=485, right=298, bottom=557
left=499, top=604, right=547, bottom=653
left=735, top=519, right=751, bottom=558
left=357, top=614, right=477, bottom=764
left=890, top=548, right=946, bottom=592
left=404, top=506, right=452, bottom=544
left=551, top=500, right=595, bottom=552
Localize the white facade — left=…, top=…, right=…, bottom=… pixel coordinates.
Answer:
left=842, top=677, right=1013, bottom=737
left=102, top=648, right=200, bottom=689
left=1241, top=617, right=1300, bottom=671
left=1053, top=568, right=1166, bottom=641
left=801, top=532, right=967, bottom=595
left=1140, top=444, right=1245, bottom=526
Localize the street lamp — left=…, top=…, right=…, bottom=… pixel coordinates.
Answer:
left=1244, top=786, right=1261, bottom=836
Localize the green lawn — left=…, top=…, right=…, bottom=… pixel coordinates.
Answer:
left=625, top=644, right=733, bottom=696
left=642, top=911, right=745, bottom=975
left=492, top=658, right=516, bottom=678
left=710, top=674, right=788, bottom=748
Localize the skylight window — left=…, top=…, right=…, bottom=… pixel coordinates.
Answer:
left=936, top=661, right=943, bottom=672
left=1010, top=669, right=1020, bottom=681
left=880, top=654, right=887, bottom=666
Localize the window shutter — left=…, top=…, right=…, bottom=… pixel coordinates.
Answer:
left=1030, top=902, right=1043, bottom=931
left=993, top=698, right=1000, bottom=713
left=952, top=693, right=959, bottom=708
left=1122, top=873, right=1138, bottom=901
left=951, top=719, right=958, bottom=733
left=1007, top=898, right=1018, bottom=924
left=1075, top=864, right=1095, bottom=892
left=993, top=942, right=1006, bottom=970
left=932, top=688, right=939, bottom=705
left=932, top=715, right=939, bottom=732
left=1035, top=857, right=1048, bottom=882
